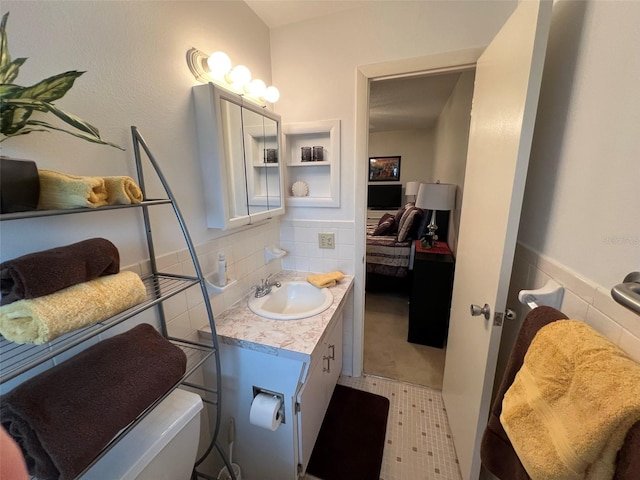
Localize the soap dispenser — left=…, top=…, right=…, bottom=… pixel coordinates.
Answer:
left=218, top=253, right=227, bottom=287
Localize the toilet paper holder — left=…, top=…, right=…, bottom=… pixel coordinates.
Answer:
left=252, top=386, right=286, bottom=425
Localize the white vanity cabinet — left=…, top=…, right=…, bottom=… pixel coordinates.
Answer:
left=192, top=83, right=285, bottom=230
left=204, top=298, right=346, bottom=480
left=296, top=311, right=343, bottom=473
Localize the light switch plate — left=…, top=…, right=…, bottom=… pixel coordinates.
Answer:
left=318, top=233, right=335, bottom=249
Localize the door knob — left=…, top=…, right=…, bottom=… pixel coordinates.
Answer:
left=470, top=303, right=491, bottom=320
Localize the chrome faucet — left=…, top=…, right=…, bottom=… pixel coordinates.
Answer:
left=252, top=274, right=281, bottom=298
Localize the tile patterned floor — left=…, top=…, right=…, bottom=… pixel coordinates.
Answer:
left=305, top=374, right=462, bottom=480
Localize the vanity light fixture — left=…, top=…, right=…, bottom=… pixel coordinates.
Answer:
left=186, top=47, right=280, bottom=104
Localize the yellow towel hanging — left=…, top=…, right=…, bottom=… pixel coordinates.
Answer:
left=307, top=271, right=345, bottom=288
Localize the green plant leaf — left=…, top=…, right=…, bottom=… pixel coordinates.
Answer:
left=0, top=12, right=122, bottom=150
left=0, top=57, right=26, bottom=84
left=0, top=83, right=23, bottom=97
left=0, top=127, right=49, bottom=141
left=0, top=12, right=10, bottom=70
left=27, top=119, right=125, bottom=150
left=20, top=70, right=84, bottom=103
left=0, top=104, right=32, bottom=135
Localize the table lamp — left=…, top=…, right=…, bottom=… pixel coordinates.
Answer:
left=405, top=181, right=420, bottom=203
left=415, top=181, right=456, bottom=248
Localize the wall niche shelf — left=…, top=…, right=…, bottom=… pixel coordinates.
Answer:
left=283, top=119, right=340, bottom=208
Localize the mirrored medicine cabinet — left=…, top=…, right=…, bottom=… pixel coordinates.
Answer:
left=193, top=83, right=284, bottom=230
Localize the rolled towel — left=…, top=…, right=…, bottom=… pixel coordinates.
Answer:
left=0, top=271, right=146, bottom=344
left=37, top=169, right=143, bottom=210
left=103, top=176, right=143, bottom=204
left=37, top=169, right=108, bottom=210
left=0, top=323, right=187, bottom=480
left=1, top=238, right=120, bottom=306
left=307, top=270, right=345, bottom=288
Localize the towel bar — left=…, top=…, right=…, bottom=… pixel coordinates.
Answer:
left=612, top=272, right=640, bottom=316
left=518, top=279, right=564, bottom=310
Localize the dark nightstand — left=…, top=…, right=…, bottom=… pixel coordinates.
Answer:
left=408, top=240, right=455, bottom=348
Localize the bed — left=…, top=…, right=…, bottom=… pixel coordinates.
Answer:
left=365, top=205, right=449, bottom=292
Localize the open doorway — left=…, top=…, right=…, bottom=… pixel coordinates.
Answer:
left=362, top=69, right=475, bottom=390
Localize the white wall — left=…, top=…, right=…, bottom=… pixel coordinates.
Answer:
left=271, top=1, right=517, bottom=222
left=519, top=0, right=640, bottom=290
left=1, top=1, right=287, bottom=311
left=1, top=1, right=275, bottom=263
left=431, top=70, right=475, bottom=254
left=271, top=1, right=516, bottom=377
left=368, top=128, right=434, bottom=189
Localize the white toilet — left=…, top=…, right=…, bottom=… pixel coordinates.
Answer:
left=82, top=388, right=203, bottom=480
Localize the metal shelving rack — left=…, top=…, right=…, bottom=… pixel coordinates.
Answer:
left=0, top=126, right=233, bottom=479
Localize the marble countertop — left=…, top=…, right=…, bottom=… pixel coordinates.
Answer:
left=199, top=271, right=353, bottom=359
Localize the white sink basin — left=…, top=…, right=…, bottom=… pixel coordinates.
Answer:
left=248, top=281, right=334, bottom=320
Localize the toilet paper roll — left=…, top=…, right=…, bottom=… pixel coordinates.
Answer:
left=249, top=393, right=282, bottom=431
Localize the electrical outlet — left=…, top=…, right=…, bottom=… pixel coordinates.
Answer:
left=318, top=232, right=335, bottom=249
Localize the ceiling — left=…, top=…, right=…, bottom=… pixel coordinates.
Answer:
left=244, top=1, right=369, bottom=29
left=369, top=73, right=462, bottom=132
left=245, top=1, right=465, bottom=132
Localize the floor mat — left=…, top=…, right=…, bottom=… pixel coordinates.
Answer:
left=306, top=384, right=390, bottom=480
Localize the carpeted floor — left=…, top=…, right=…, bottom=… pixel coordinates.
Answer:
left=364, top=291, right=446, bottom=390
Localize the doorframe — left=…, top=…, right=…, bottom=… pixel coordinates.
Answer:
left=352, top=48, right=484, bottom=377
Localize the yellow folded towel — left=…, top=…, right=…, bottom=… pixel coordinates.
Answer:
left=500, top=319, right=640, bottom=480
left=38, top=169, right=108, bottom=209
left=37, top=169, right=143, bottom=210
left=103, top=175, right=143, bottom=204
left=307, top=271, right=345, bottom=288
left=0, top=271, right=146, bottom=344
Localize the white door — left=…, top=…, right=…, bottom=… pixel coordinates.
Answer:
left=441, top=1, right=553, bottom=479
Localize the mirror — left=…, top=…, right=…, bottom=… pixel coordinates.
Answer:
left=193, top=83, right=284, bottom=230
left=242, top=107, right=282, bottom=216
left=220, top=98, right=249, bottom=220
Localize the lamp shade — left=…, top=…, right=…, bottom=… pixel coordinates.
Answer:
left=405, top=181, right=420, bottom=196
left=415, top=182, right=455, bottom=211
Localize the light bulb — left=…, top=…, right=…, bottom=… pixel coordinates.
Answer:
left=206, top=51, right=232, bottom=78
left=246, top=79, right=266, bottom=97
left=226, top=65, right=252, bottom=88
left=263, top=86, right=280, bottom=103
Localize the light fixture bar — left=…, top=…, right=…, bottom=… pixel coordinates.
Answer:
left=186, top=47, right=279, bottom=104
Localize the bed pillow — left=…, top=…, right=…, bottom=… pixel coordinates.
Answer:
left=394, top=202, right=414, bottom=226
left=372, top=213, right=395, bottom=236
left=397, top=206, right=421, bottom=242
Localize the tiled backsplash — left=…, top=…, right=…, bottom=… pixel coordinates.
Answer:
left=279, top=219, right=356, bottom=275
left=505, top=242, right=640, bottom=363
left=146, top=221, right=283, bottom=343
left=280, top=218, right=357, bottom=375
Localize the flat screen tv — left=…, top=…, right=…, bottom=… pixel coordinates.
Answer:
left=367, top=184, right=402, bottom=210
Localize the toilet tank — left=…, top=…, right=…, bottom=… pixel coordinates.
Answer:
left=82, top=388, right=203, bottom=480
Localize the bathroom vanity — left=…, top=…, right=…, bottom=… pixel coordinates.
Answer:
left=199, top=271, right=353, bottom=479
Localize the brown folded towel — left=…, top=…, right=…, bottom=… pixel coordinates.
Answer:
left=1, top=238, right=120, bottom=306
left=0, top=323, right=187, bottom=480
left=480, top=306, right=567, bottom=480
left=615, top=421, right=640, bottom=480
